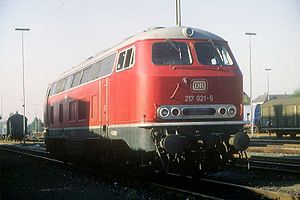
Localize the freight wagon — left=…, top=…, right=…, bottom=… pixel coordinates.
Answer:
left=7, top=113, right=27, bottom=141
left=260, top=97, right=300, bottom=139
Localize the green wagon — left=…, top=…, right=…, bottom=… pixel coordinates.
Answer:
left=260, top=97, right=300, bottom=139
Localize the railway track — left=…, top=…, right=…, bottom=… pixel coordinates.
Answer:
left=150, top=173, right=299, bottom=200
left=0, top=144, right=73, bottom=166
left=246, top=137, right=300, bottom=174
left=250, top=138, right=300, bottom=145
left=1, top=144, right=299, bottom=200
left=244, top=156, right=300, bottom=174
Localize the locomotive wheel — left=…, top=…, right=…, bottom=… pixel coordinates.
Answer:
left=276, top=133, right=283, bottom=139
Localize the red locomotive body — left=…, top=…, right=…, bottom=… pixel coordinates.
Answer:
left=45, top=27, right=249, bottom=173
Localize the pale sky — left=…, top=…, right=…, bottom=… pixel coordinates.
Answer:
left=0, top=0, right=299, bottom=122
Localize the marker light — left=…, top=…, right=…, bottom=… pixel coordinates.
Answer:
left=218, top=107, right=227, bottom=115
left=228, top=107, right=236, bottom=116
left=159, top=107, right=170, bottom=118
left=171, top=107, right=180, bottom=117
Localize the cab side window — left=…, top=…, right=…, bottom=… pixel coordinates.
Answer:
left=117, top=52, right=126, bottom=71
left=116, top=47, right=135, bottom=72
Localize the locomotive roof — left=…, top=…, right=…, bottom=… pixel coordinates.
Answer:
left=55, top=26, right=225, bottom=81
left=124, top=26, right=224, bottom=42
left=262, top=97, right=300, bottom=107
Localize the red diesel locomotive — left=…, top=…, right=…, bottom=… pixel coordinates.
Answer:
left=44, top=26, right=249, bottom=173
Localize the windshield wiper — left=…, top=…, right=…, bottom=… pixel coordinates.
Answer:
left=166, top=39, right=182, bottom=60
left=208, top=39, right=224, bottom=66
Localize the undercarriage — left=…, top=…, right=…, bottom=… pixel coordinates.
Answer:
left=150, top=127, right=249, bottom=174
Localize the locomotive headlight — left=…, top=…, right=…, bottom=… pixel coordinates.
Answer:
left=228, top=107, right=236, bottom=116
left=218, top=107, right=227, bottom=116
left=159, top=107, right=170, bottom=118
left=171, top=107, right=180, bottom=117
left=182, top=27, right=194, bottom=37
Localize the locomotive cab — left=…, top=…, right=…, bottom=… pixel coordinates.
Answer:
left=149, top=31, right=246, bottom=171
left=109, top=27, right=249, bottom=173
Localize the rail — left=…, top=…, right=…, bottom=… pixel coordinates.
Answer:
left=150, top=172, right=299, bottom=200
left=245, top=156, right=300, bottom=174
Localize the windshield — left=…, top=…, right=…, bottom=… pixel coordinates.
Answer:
left=195, top=42, right=234, bottom=66
left=152, top=41, right=192, bottom=65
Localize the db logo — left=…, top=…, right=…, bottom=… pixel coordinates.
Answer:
left=191, top=80, right=208, bottom=92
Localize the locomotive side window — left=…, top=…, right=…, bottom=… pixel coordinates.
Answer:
left=117, top=52, right=125, bottom=70
left=49, top=82, right=57, bottom=96
left=81, top=67, right=93, bottom=84
left=98, top=53, right=116, bottom=77
left=116, top=47, right=135, bottom=72
left=55, top=78, right=66, bottom=94
left=195, top=42, right=234, bottom=66
left=124, top=48, right=133, bottom=68
left=51, top=52, right=117, bottom=95
left=130, top=51, right=135, bottom=65
left=90, top=63, right=101, bottom=80
left=71, top=71, right=82, bottom=88
left=46, top=86, right=51, bottom=97
left=152, top=41, right=192, bottom=65
left=54, top=81, right=61, bottom=94
left=60, top=79, right=67, bottom=92
left=79, top=62, right=100, bottom=85
left=64, top=75, right=73, bottom=91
